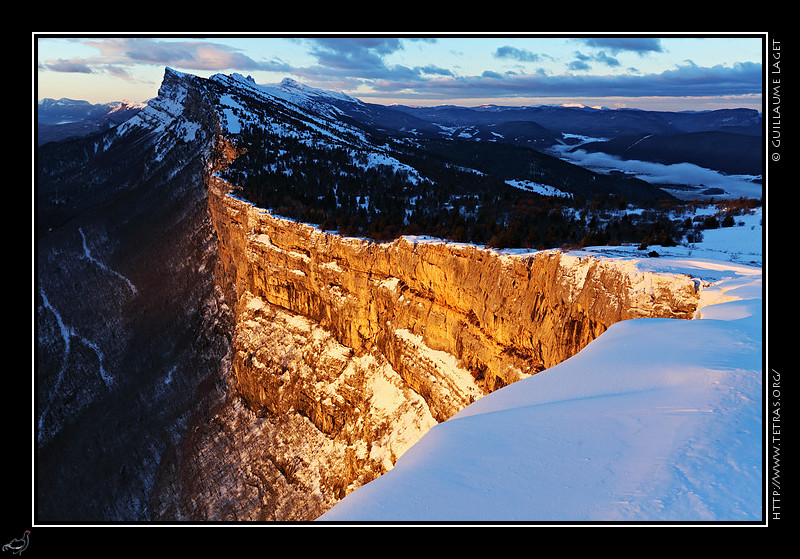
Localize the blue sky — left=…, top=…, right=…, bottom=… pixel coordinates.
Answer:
left=35, top=33, right=765, bottom=112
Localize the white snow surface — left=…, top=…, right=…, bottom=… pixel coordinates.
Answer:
left=318, top=209, right=764, bottom=524
left=505, top=179, right=574, bottom=199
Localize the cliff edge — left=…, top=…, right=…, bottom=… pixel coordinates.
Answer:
left=159, top=170, right=702, bottom=520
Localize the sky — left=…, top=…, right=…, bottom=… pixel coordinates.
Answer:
left=34, top=33, right=766, bottom=112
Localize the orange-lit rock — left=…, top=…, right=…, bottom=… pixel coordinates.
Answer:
left=187, top=173, right=702, bottom=519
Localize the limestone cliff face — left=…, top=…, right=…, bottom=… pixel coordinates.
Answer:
left=209, top=174, right=698, bottom=390
left=189, top=174, right=701, bottom=519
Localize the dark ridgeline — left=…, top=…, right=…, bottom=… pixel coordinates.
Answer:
left=36, top=71, right=234, bottom=521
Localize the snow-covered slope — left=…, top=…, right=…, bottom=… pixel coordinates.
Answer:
left=318, top=208, right=763, bottom=523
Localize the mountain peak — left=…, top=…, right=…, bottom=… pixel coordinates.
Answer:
left=274, top=76, right=358, bottom=104
left=279, top=77, right=301, bottom=88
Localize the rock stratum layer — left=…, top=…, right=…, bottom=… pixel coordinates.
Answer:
left=154, top=173, right=701, bottom=520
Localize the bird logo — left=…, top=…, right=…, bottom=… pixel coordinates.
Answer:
left=2, top=531, right=29, bottom=555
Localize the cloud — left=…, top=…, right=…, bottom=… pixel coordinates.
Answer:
left=305, top=37, right=404, bottom=74
left=309, top=37, right=406, bottom=59
left=37, top=36, right=761, bottom=109
left=568, top=58, right=591, bottom=71
left=41, top=58, right=94, bottom=74
left=40, top=37, right=291, bottom=74
left=657, top=60, right=762, bottom=93
left=366, top=60, right=762, bottom=102
left=594, top=51, right=621, bottom=67
left=416, top=65, right=454, bottom=77
left=292, top=37, right=453, bottom=90
left=568, top=50, right=621, bottom=71
left=105, top=65, right=136, bottom=81
left=555, top=146, right=761, bottom=199
left=578, top=37, right=664, bottom=55
left=494, top=46, right=542, bottom=62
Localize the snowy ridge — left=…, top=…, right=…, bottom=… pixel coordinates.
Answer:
left=206, top=71, right=421, bottom=183
left=209, top=72, right=365, bottom=145
left=111, top=69, right=204, bottom=161
left=106, top=69, right=421, bottom=184
left=268, top=76, right=360, bottom=110
left=319, top=212, right=763, bottom=523
left=506, top=179, right=574, bottom=199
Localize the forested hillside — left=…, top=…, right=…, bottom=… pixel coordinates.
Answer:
left=220, top=124, right=741, bottom=250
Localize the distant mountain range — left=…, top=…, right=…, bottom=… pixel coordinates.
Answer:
left=390, top=103, right=762, bottom=139
left=322, top=94, right=763, bottom=176
left=37, top=98, right=145, bottom=145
